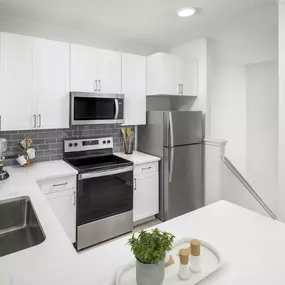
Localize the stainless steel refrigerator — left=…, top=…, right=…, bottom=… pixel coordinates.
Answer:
left=138, top=111, right=203, bottom=221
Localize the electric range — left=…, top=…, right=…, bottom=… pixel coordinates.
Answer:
left=64, top=137, right=134, bottom=251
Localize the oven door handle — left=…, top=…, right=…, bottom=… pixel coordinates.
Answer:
left=78, top=166, right=133, bottom=180
left=114, top=99, right=119, bottom=120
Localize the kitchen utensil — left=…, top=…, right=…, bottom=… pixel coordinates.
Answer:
left=27, top=148, right=35, bottom=160
left=20, top=138, right=32, bottom=150
left=16, top=155, right=27, bottom=167
left=121, top=128, right=128, bottom=152
left=125, top=140, right=133, bottom=154
left=127, top=128, right=132, bottom=140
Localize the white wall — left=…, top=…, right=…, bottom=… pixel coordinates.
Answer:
left=279, top=1, right=285, bottom=221
left=209, top=42, right=247, bottom=174
left=246, top=61, right=278, bottom=212
left=208, top=3, right=278, bottom=177
left=0, top=16, right=168, bottom=55
left=207, top=3, right=278, bottom=216
left=204, top=139, right=272, bottom=217
left=204, top=139, right=227, bottom=205
left=171, top=38, right=209, bottom=135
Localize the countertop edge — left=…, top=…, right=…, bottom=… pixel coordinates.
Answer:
left=114, top=151, right=161, bottom=165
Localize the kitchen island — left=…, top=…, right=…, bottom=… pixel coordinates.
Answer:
left=0, top=162, right=285, bottom=285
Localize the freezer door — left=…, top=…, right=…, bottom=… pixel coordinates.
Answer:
left=138, top=111, right=164, bottom=157
left=162, top=144, right=203, bottom=220
left=164, top=111, right=203, bottom=147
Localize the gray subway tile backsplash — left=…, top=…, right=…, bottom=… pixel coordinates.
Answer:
left=0, top=124, right=134, bottom=166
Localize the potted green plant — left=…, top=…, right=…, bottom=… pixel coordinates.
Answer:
left=128, top=228, right=175, bottom=285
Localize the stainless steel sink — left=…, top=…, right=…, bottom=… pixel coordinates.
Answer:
left=0, top=197, right=45, bottom=257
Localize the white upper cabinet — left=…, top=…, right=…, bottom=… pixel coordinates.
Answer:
left=36, top=39, right=70, bottom=129
left=146, top=52, right=198, bottom=96
left=0, top=32, right=70, bottom=131
left=70, top=45, right=122, bottom=94
left=122, top=53, right=146, bottom=125
left=177, top=57, right=198, bottom=96
left=0, top=32, right=37, bottom=131
left=70, top=44, right=98, bottom=92
left=147, top=53, right=178, bottom=95
left=98, top=49, right=122, bottom=94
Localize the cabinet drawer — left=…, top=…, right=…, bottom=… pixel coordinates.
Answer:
left=38, top=175, right=76, bottom=194
left=134, top=162, right=158, bottom=176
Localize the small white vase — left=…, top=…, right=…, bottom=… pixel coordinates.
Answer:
left=136, top=259, right=165, bottom=285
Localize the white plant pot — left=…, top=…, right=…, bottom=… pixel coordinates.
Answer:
left=136, top=259, right=165, bottom=285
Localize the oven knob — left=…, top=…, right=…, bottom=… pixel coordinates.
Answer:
left=74, top=143, right=78, bottom=147
left=103, top=141, right=106, bottom=144
left=69, top=143, right=73, bottom=147
left=107, top=140, right=111, bottom=144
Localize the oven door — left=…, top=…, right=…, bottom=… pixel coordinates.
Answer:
left=76, top=166, right=133, bottom=250
left=70, top=92, right=124, bottom=125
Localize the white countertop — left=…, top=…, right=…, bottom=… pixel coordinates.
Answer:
left=115, top=151, right=160, bottom=165
left=1, top=162, right=285, bottom=285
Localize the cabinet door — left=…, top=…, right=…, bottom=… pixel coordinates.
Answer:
left=70, top=44, right=98, bottom=92
left=162, top=54, right=179, bottom=95
left=0, top=32, right=37, bottom=131
left=122, top=53, right=146, bottom=125
left=98, top=49, right=122, bottom=93
left=46, top=189, right=76, bottom=243
left=147, top=53, right=178, bottom=95
left=36, top=39, right=70, bottom=129
left=178, top=57, right=198, bottom=96
left=134, top=171, right=159, bottom=222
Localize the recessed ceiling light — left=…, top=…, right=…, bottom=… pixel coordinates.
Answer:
left=177, top=7, right=196, bottom=18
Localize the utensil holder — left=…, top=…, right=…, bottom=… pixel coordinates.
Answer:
left=124, top=141, right=133, bottom=155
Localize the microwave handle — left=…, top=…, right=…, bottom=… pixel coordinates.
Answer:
left=114, top=99, right=119, bottom=119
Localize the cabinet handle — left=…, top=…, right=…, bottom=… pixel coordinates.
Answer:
left=33, top=114, right=37, bottom=128
left=38, top=114, right=41, bottom=128
left=142, top=167, right=152, bottom=171
left=73, top=191, right=76, bottom=206
left=179, top=84, right=181, bottom=94
left=134, top=178, right=137, bottom=190
left=98, top=80, right=101, bottom=92
left=181, top=84, right=183, bottom=94
left=52, top=182, right=68, bottom=187
left=94, top=80, right=97, bottom=91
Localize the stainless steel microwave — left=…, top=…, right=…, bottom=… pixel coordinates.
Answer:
left=70, top=92, right=124, bottom=125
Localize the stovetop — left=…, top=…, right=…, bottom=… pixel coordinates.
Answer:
left=63, top=137, right=133, bottom=174
left=65, top=154, right=133, bottom=173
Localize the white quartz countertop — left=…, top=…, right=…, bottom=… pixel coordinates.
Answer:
left=1, top=161, right=285, bottom=285
left=115, top=151, right=160, bottom=165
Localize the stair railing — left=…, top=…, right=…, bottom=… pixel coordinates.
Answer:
left=223, top=157, right=277, bottom=220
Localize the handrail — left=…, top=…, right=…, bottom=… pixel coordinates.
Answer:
left=223, top=157, right=277, bottom=220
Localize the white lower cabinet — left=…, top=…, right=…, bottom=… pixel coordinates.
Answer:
left=38, top=175, right=77, bottom=243
left=133, top=163, right=159, bottom=223
left=46, top=189, right=76, bottom=243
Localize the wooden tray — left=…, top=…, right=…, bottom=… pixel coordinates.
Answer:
left=116, top=237, right=222, bottom=285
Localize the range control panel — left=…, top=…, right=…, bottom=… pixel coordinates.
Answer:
left=64, top=137, right=113, bottom=153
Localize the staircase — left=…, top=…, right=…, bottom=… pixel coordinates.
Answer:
left=204, top=139, right=277, bottom=220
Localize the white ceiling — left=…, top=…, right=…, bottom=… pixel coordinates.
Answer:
left=0, top=0, right=278, bottom=49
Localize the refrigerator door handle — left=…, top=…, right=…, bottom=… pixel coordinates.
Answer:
left=169, top=147, right=174, bottom=183
left=169, top=112, right=174, bottom=147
